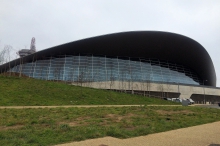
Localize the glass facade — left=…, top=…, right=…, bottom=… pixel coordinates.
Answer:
left=9, top=55, right=202, bottom=85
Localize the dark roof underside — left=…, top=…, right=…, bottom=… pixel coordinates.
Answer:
left=0, top=31, right=216, bottom=86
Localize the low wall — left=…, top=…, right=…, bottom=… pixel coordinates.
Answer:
left=72, top=81, right=220, bottom=101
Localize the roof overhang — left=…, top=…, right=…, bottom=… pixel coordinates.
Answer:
left=0, top=31, right=216, bottom=86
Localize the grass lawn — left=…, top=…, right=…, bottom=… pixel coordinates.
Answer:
left=0, top=106, right=220, bottom=145
left=0, top=75, right=178, bottom=106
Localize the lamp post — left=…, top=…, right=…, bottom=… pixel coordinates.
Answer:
left=203, top=80, right=208, bottom=104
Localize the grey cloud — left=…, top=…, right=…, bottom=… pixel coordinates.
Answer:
left=0, top=0, right=220, bottom=86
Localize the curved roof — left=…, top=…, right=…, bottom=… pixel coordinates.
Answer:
left=0, top=31, right=216, bottom=86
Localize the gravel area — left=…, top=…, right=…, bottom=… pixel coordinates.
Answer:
left=55, top=121, right=220, bottom=146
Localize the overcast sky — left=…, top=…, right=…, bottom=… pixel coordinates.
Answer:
left=1, top=0, right=220, bottom=86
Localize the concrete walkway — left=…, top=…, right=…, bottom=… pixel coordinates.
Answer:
left=55, top=121, right=220, bottom=146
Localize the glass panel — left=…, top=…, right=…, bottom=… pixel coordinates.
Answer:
left=9, top=55, right=202, bottom=85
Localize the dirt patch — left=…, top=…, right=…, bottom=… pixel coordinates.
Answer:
left=105, top=113, right=135, bottom=122
left=68, top=122, right=79, bottom=127
left=76, top=116, right=91, bottom=121
left=124, top=127, right=136, bottom=131
left=58, top=116, right=91, bottom=127
left=59, top=121, right=80, bottom=127
left=105, top=114, right=115, bottom=118
left=58, top=114, right=136, bottom=127
left=105, top=114, right=120, bottom=122
left=0, top=125, right=24, bottom=131
left=156, top=110, right=194, bottom=115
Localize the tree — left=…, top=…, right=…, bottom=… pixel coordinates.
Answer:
left=157, top=83, right=164, bottom=99
left=77, top=65, right=88, bottom=98
left=53, top=66, right=60, bottom=81
left=120, top=70, right=126, bottom=93
left=143, top=74, right=152, bottom=97
left=133, top=74, right=140, bottom=95
left=166, top=79, right=171, bottom=98
left=106, top=63, right=116, bottom=100
left=127, top=61, right=134, bottom=94
left=0, top=47, right=6, bottom=65
left=0, top=45, right=13, bottom=75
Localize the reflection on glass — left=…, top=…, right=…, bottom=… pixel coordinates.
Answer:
left=9, top=55, right=202, bottom=85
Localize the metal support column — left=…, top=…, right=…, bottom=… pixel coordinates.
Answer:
left=33, top=59, right=37, bottom=78
left=47, top=56, right=52, bottom=80
left=78, top=54, right=80, bottom=82
left=92, top=54, right=93, bottom=81
left=105, top=55, right=107, bottom=89
left=63, top=55, right=66, bottom=81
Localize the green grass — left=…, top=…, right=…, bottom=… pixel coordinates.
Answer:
left=0, top=106, right=220, bottom=145
left=0, top=75, right=178, bottom=106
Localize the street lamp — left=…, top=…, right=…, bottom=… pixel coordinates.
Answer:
left=203, top=80, right=208, bottom=104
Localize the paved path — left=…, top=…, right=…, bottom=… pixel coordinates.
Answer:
left=55, top=121, right=220, bottom=146
left=195, top=104, right=220, bottom=109
left=0, top=105, right=181, bottom=109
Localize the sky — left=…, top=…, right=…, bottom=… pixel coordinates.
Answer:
left=0, top=0, right=220, bottom=86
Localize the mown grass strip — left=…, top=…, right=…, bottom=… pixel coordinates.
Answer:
left=0, top=106, right=220, bottom=145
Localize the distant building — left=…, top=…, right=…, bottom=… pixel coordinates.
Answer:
left=18, top=37, right=36, bottom=57
left=1, top=31, right=219, bottom=102
left=18, top=49, right=35, bottom=58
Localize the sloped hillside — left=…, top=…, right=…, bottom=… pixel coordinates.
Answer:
left=0, top=75, right=178, bottom=106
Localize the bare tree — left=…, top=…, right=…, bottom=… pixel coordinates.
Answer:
left=127, top=62, right=134, bottom=94
left=93, top=69, right=102, bottom=88
left=0, top=45, right=13, bottom=76
left=71, top=56, right=76, bottom=83
left=19, top=56, right=23, bottom=77
left=133, top=74, right=140, bottom=95
left=157, top=83, right=164, bottom=99
left=166, top=80, right=171, bottom=98
left=40, top=61, right=44, bottom=80
left=77, top=66, right=88, bottom=98
left=53, top=66, right=60, bottom=81
left=140, top=77, right=145, bottom=96
left=130, top=70, right=134, bottom=94
left=71, top=67, right=75, bottom=83
left=108, top=75, right=115, bottom=100
left=144, top=74, right=152, bottom=97
left=120, top=70, right=126, bottom=93
left=0, top=48, right=7, bottom=76
left=109, top=76, right=115, bottom=91
left=106, top=64, right=116, bottom=99
left=0, top=47, right=6, bottom=65
left=92, top=71, right=96, bottom=88
left=146, top=80, right=152, bottom=97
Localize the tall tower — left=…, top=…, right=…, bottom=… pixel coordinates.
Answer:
left=17, top=37, right=36, bottom=57
left=30, top=37, right=36, bottom=52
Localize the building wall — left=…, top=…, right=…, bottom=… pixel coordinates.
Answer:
left=73, top=81, right=220, bottom=101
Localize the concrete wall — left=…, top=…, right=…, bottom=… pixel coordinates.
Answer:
left=72, top=81, right=220, bottom=100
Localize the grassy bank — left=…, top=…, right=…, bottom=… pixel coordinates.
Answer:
left=0, top=75, right=178, bottom=106
left=0, top=106, right=220, bottom=145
